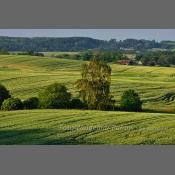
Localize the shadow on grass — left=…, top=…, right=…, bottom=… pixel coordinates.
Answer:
left=115, top=106, right=175, bottom=114
left=0, top=128, right=102, bottom=145
left=142, top=108, right=175, bottom=114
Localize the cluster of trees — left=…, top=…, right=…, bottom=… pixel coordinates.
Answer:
left=0, top=59, right=142, bottom=112
left=0, top=49, right=44, bottom=56
left=81, top=51, right=127, bottom=62
left=76, top=58, right=142, bottom=111
left=0, top=37, right=102, bottom=52
left=1, top=46, right=175, bottom=68
left=0, top=36, right=175, bottom=52
left=0, top=84, right=40, bottom=111
left=55, top=51, right=127, bottom=63
left=135, top=51, right=175, bottom=66
left=59, top=50, right=175, bottom=67
left=17, top=51, right=44, bottom=56
left=0, top=83, right=85, bottom=111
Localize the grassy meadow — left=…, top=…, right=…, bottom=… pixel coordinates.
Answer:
left=0, top=110, right=175, bottom=144
left=0, top=54, right=175, bottom=144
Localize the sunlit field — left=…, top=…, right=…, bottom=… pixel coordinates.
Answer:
left=0, top=54, right=175, bottom=144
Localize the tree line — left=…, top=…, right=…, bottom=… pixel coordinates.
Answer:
left=0, top=59, right=142, bottom=112
left=47, top=50, right=175, bottom=67
left=55, top=51, right=128, bottom=63
left=2, top=47, right=175, bottom=67
left=0, top=36, right=175, bottom=52
left=135, top=51, right=175, bottom=66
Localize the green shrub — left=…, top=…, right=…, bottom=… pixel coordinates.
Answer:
left=23, top=97, right=39, bottom=109
left=0, top=84, right=11, bottom=107
left=38, top=83, right=71, bottom=109
left=1, top=98, right=23, bottom=111
left=69, top=98, right=86, bottom=109
left=0, top=48, right=9, bottom=55
left=120, top=89, right=142, bottom=112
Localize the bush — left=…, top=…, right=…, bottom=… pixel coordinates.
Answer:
left=23, top=97, right=39, bottom=109
left=0, top=48, right=9, bottom=55
left=39, top=83, right=71, bottom=109
left=1, top=98, right=23, bottom=111
left=69, top=98, right=86, bottom=109
left=120, top=89, right=142, bottom=112
left=0, top=84, right=11, bottom=107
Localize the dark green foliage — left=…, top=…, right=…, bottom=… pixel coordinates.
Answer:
left=38, top=83, right=71, bottom=109
left=0, top=84, right=11, bottom=107
left=157, top=55, right=170, bottom=67
left=81, top=51, right=126, bottom=63
left=23, top=97, right=39, bottom=109
left=53, top=51, right=126, bottom=63
left=120, top=89, right=142, bottom=112
left=1, top=98, right=23, bottom=111
left=0, top=36, right=175, bottom=52
left=17, top=51, right=44, bottom=56
left=135, top=51, right=175, bottom=67
left=76, top=58, right=115, bottom=110
left=69, top=98, right=86, bottom=109
left=0, top=48, right=9, bottom=55
left=0, top=37, right=103, bottom=52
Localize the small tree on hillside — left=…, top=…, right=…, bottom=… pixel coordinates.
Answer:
left=38, top=83, right=71, bottom=109
left=0, top=84, right=11, bottom=107
left=76, top=58, right=115, bottom=110
left=1, top=98, right=23, bottom=111
left=120, top=89, right=142, bottom=112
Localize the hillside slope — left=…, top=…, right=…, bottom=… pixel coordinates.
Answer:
left=0, top=55, right=175, bottom=112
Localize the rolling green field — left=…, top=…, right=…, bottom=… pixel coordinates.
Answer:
left=0, top=110, right=175, bottom=144
left=1, top=54, right=175, bottom=112
left=0, top=54, right=175, bottom=144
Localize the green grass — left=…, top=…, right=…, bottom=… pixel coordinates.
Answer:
left=0, top=54, right=175, bottom=144
left=0, top=109, right=174, bottom=145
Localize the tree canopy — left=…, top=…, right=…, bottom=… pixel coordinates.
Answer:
left=76, top=58, right=115, bottom=110
left=120, top=89, right=142, bottom=112
left=38, top=83, right=71, bottom=109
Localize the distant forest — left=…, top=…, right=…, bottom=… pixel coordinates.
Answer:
left=0, top=36, right=175, bottom=51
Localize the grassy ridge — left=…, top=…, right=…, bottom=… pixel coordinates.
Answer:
left=1, top=55, right=175, bottom=112
left=0, top=109, right=174, bottom=144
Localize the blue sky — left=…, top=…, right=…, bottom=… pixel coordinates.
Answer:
left=0, top=29, right=175, bottom=41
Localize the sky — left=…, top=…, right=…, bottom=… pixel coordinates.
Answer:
left=0, top=29, right=175, bottom=41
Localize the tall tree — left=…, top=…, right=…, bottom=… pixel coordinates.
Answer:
left=76, top=58, right=115, bottom=110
